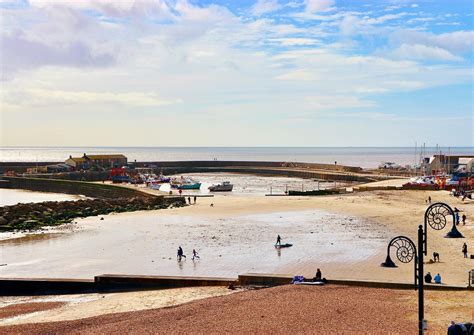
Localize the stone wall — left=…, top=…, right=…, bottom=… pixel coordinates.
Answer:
left=1, top=177, right=153, bottom=199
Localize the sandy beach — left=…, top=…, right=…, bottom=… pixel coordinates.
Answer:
left=0, top=285, right=471, bottom=334
left=1, top=181, right=473, bottom=285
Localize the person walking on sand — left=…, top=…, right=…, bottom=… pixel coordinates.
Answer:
left=276, top=234, right=282, bottom=246
left=462, top=243, right=468, bottom=258
left=192, top=249, right=200, bottom=260
left=177, top=246, right=186, bottom=261
left=428, top=196, right=431, bottom=204
left=462, top=214, right=466, bottom=225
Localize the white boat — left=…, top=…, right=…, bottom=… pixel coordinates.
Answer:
left=209, top=181, right=233, bottom=192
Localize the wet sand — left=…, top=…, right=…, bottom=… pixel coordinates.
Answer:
left=0, top=206, right=385, bottom=279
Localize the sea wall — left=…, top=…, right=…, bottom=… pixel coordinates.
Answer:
left=0, top=177, right=153, bottom=199
left=135, top=160, right=362, bottom=173
left=1, top=160, right=362, bottom=174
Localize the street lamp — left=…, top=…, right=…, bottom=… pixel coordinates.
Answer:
left=381, top=202, right=463, bottom=335
left=381, top=226, right=424, bottom=335
left=424, top=202, right=463, bottom=256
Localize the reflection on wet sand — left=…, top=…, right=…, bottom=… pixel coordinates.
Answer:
left=0, top=208, right=387, bottom=279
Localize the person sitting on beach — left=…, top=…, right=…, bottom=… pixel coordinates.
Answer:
left=313, top=268, right=322, bottom=282
left=192, top=249, right=200, bottom=260
left=276, top=234, right=282, bottom=246
left=433, top=252, right=440, bottom=262
left=424, top=272, right=432, bottom=283
left=434, top=273, right=442, bottom=284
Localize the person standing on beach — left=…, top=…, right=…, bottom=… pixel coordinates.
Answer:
left=462, top=243, right=468, bottom=258
left=194, top=196, right=197, bottom=204
left=462, top=214, right=466, bottom=225
left=192, top=249, right=200, bottom=260
left=428, top=196, right=431, bottom=204
left=276, top=235, right=282, bottom=246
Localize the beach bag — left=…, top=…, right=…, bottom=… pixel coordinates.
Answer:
left=291, top=275, right=305, bottom=284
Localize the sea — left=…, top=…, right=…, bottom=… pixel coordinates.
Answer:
left=1, top=147, right=473, bottom=168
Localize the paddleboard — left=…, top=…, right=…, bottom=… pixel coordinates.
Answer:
left=274, top=243, right=293, bottom=248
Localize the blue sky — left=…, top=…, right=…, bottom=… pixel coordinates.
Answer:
left=1, top=0, right=473, bottom=146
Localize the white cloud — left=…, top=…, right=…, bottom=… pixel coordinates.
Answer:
left=306, top=95, right=376, bottom=110
left=251, top=0, right=282, bottom=16
left=14, top=88, right=179, bottom=107
left=392, top=30, right=474, bottom=54
left=392, top=43, right=462, bottom=61
left=305, top=0, right=335, bottom=13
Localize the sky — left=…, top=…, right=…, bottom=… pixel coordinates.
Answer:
left=0, top=0, right=473, bottom=147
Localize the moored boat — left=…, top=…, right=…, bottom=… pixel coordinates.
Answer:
left=173, top=183, right=201, bottom=190
left=209, top=181, right=233, bottom=192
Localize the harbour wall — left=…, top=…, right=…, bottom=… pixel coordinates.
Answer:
left=0, top=176, right=154, bottom=199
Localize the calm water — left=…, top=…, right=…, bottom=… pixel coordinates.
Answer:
left=1, top=147, right=473, bottom=168
left=0, top=189, right=82, bottom=207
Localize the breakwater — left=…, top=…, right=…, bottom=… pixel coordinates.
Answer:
left=1, top=160, right=395, bottom=183
left=0, top=177, right=152, bottom=199
left=0, top=196, right=186, bottom=231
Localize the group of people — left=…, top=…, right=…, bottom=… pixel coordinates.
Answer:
left=424, top=272, right=442, bottom=284
left=177, top=246, right=200, bottom=262
left=453, top=207, right=468, bottom=226
left=186, top=196, right=197, bottom=205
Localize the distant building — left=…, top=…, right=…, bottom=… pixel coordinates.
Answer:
left=421, top=155, right=474, bottom=175
left=65, top=153, right=128, bottom=170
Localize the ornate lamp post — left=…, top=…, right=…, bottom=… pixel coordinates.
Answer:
left=381, top=202, right=464, bottom=335
left=381, top=226, right=423, bottom=334
left=424, top=202, right=463, bottom=256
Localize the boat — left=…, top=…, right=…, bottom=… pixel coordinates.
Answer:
left=174, top=183, right=201, bottom=190
left=209, top=181, right=233, bottom=192
left=274, top=243, right=293, bottom=248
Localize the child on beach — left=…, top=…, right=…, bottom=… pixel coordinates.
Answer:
left=192, top=249, right=200, bottom=260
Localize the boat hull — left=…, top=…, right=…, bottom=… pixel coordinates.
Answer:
left=209, top=185, right=233, bottom=192
left=172, top=183, right=201, bottom=190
